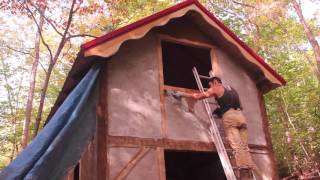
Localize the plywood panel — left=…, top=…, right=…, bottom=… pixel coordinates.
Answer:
left=107, top=34, right=162, bottom=138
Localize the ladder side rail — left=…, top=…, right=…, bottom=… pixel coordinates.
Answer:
left=193, top=69, right=235, bottom=180
left=192, top=67, right=237, bottom=180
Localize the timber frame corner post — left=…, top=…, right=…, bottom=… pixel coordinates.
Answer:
left=97, top=62, right=109, bottom=180
left=258, top=91, right=279, bottom=179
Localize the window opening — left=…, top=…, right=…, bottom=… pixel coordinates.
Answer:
left=73, top=163, right=79, bottom=180
left=165, top=150, right=227, bottom=180
left=161, top=41, right=212, bottom=90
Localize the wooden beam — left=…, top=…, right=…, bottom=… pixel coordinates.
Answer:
left=108, top=136, right=270, bottom=154
left=258, top=91, right=279, bottom=179
left=96, top=62, right=108, bottom=180
left=156, top=37, right=168, bottom=138
left=109, top=136, right=214, bottom=151
left=210, top=48, right=223, bottom=77
left=115, top=147, right=151, bottom=180
left=157, top=33, right=214, bottom=50
left=157, top=148, right=166, bottom=180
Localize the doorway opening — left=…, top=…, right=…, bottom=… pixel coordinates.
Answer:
left=161, top=41, right=212, bottom=90
left=164, top=150, right=227, bottom=180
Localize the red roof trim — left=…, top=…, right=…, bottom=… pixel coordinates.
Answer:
left=80, top=0, right=196, bottom=50
left=81, top=0, right=286, bottom=85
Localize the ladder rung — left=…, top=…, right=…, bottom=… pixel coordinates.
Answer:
left=198, top=74, right=211, bottom=79
left=233, top=167, right=253, bottom=170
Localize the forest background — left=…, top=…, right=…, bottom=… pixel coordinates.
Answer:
left=0, top=0, right=319, bottom=178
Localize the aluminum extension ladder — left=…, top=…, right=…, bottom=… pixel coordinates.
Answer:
left=192, top=67, right=237, bottom=180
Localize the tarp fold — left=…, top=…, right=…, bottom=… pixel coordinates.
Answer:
left=0, top=63, right=101, bottom=180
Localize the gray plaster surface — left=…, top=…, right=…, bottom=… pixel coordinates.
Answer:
left=107, top=34, right=162, bottom=138
left=165, top=95, right=226, bottom=142
left=216, top=50, right=266, bottom=145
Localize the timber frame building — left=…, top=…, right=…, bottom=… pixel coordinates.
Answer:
left=1, top=0, right=286, bottom=180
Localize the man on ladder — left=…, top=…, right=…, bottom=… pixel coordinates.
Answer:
left=183, top=76, right=263, bottom=180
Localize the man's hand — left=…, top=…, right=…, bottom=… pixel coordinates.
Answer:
left=192, top=93, right=203, bottom=99
left=182, top=91, right=211, bottom=100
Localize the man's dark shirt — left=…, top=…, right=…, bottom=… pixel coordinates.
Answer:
left=213, top=87, right=242, bottom=118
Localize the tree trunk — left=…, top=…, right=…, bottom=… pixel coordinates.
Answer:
left=280, top=93, right=310, bottom=159
left=278, top=102, right=296, bottom=171
left=278, top=92, right=320, bottom=173
left=1, top=60, right=20, bottom=160
left=32, top=0, right=77, bottom=137
left=33, top=63, right=53, bottom=137
left=292, top=0, right=320, bottom=80
left=20, top=7, right=45, bottom=149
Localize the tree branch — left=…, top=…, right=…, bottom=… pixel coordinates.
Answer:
left=38, top=60, right=48, bottom=75
left=3, top=44, right=48, bottom=74
left=208, top=0, right=239, bottom=18
left=3, top=45, right=35, bottom=58
left=0, top=60, right=16, bottom=118
left=27, top=1, right=63, bottom=37
left=51, top=0, right=77, bottom=64
left=61, top=40, right=72, bottom=61
left=230, top=0, right=255, bottom=8
left=25, top=3, right=53, bottom=62
left=72, top=0, right=83, bottom=14
left=66, top=33, right=97, bottom=41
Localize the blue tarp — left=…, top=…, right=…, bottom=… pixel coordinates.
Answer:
left=0, top=63, right=101, bottom=180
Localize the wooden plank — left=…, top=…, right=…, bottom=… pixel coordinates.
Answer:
left=258, top=91, right=279, bottom=179
left=115, top=147, right=151, bottom=180
left=156, top=37, right=168, bottom=138
left=157, top=148, right=166, bottom=180
left=109, top=136, right=214, bottom=151
left=210, top=48, right=222, bottom=77
left=96, top=62, right=108, bottom=180
left=108, top=136, right=270, bottom=153
left=157, top=33, right=214, bottom=50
